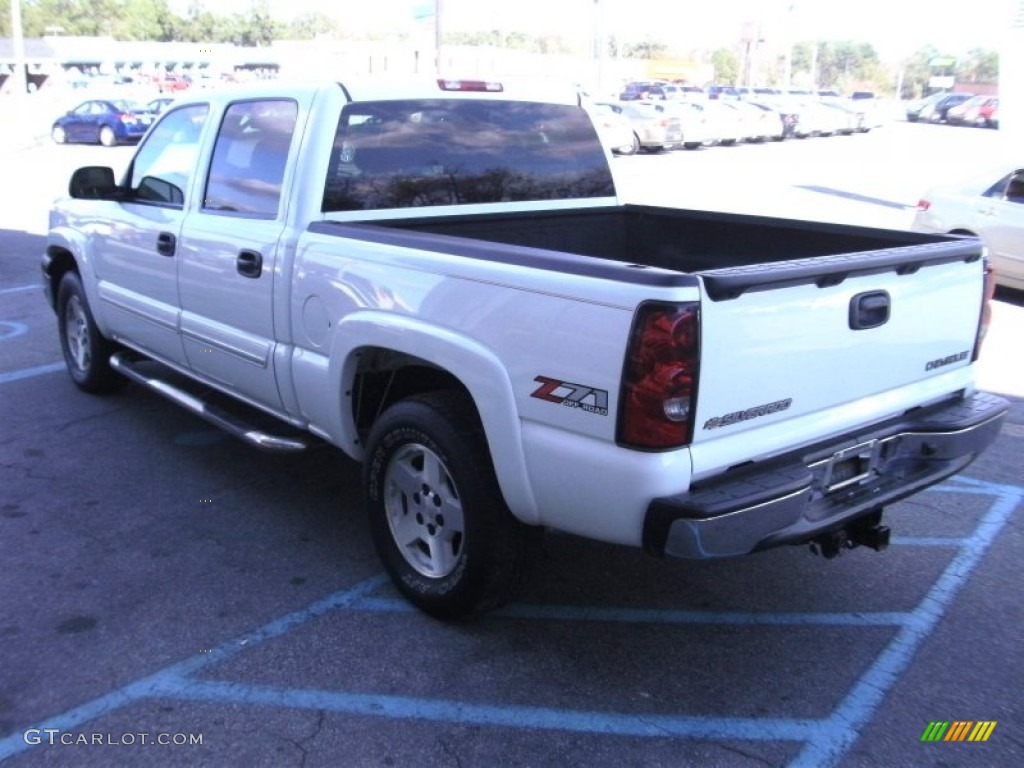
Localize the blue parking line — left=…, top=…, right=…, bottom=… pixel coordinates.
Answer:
left=789, top=481, right=1024, bottom=767
left=0, top=284, right=37, bottom=295
left=0, top=321, right=28, bottom=341
left=0, top=479, right=1019, bottom=762
left=152, top=677, right=825, bottom=743
left=0, top=362, right=65, bottom=385
left=0, top=574, right=387, bottom=761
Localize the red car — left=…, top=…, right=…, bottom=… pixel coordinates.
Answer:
left=945, top=95, right=999, bottom=128
left=157, top=73, right=192, bottom=93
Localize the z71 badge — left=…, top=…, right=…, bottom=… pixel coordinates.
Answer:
left=531, top=376, right=609, bottom=416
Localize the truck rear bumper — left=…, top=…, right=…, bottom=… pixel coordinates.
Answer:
left=643, top=391, right=1009, bottom=559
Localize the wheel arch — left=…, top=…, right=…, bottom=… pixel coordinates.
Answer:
left=42, top=243, right=80, bottom=312
left=325, top=312, right=540, bottom=524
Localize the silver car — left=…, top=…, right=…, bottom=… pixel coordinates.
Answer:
left=912, top=166, right=1024, bottom=291
left=597, top=101, right=683, bottom=152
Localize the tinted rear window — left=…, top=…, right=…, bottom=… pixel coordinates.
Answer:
left=322, top=99, right=614, bottom=212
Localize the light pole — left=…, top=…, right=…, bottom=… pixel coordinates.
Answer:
left=1002, top=0, right=1024, bottom=140
left=10, top=0, right=29, bottom=95
left=593, top=0, right=606, bottom=93
left=434, top=0, right=444, bottom=75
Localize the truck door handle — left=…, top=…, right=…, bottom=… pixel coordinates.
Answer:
left=156, top=231, right=176, bottom=257
left=236, top=249, right=263, bottom=279
left=849, top=291, right=890, bottom=330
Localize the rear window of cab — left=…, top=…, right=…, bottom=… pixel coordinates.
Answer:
left=322, top=99, right=614, bottom=212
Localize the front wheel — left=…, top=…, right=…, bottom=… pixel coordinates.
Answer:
left=364, top=391, right=536, bottom=618
left=52, top=125, right=67, bottom=144
left=57, top=272, right=122, bottom=393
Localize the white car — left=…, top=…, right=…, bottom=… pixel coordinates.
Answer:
left=585, top=102, right=639, bottom=155
left=912, top=166, right=1024, bottom=291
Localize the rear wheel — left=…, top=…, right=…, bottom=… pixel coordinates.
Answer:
left=621, top=133, right=640, bottom=155
left=99, top=125, right=117, bottom=147
left=57, top=272, right=122, bottom=393
left=365, top=391, right=537, bottom=618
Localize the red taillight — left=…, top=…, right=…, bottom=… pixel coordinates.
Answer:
left=437, top=79, right=503, bottom=92
left=972, top=260, right=996, bottom=362
left=916, top=199, right=931, bottom=211
left=617, top=302, right=700, bottom=450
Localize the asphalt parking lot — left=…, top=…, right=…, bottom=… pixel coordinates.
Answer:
left=1, top=117, right=1022, bottom=767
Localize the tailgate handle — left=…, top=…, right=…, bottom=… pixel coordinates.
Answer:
left=849, top=291, right=890, bottom=330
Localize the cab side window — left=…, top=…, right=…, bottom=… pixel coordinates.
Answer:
left=203, top=99, right=297, bottom=218
left=984, top=171, right=1024, bottom=203
left=128, top=104, right=209, bottom=206
left=1005, top=172, right=1024, bottom=204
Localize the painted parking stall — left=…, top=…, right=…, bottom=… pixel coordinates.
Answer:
left=0, top=472, right=1019, bottom=766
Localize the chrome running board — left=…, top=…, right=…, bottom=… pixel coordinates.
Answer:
left=110, top=352, right=308, bottom=452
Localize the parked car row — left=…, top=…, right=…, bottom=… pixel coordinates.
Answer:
left=589, top=95, right=877, bottom=154
left=905, top=91, right=999, bottom=128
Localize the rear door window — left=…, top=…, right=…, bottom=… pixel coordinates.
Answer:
left=203, top=99, right=298, bottom=218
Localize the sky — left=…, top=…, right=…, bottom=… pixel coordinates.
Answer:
left=172, top=0, right=1017, bottom=60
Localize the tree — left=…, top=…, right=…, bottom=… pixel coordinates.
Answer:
left=814, top=41, right=883, bottom=90
left=109, top=0, right=178, bottom=41
left=957, top=47, right=998, bottom=83
left=623, top=38, right=667, bottom=60
left=287, top=11, right=340, bottom=40
left=710, top=47, right=739, bottom=85
left=899, top=45, right=942, bottom=99
left=226, top=1, right=280, bottom=47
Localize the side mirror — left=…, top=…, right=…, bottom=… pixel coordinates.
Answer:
left=69, top=166, right=120, bottom=200
left=136, top=175, right=183, bottom=205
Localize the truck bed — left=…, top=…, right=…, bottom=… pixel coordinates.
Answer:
left=320, top=204, right=980, bottom=300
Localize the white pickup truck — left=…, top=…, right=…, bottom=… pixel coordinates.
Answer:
left=44, top=79, right=1008, bottom=617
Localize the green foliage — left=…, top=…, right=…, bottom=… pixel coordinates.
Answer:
left=957, top=47, right=998, bottom=83
left=444, top=30, right=573, bottom=55
left=790, top=40, right=886, bottom=90
left=10, top=0, right=281, bottom=45
left=900, top=45, right=942, bottom=99
left=710, top=47, right=739, bottom=85
left=287, top=12, right=340, bottom=40
left=621, top=38, right=667, bottom=60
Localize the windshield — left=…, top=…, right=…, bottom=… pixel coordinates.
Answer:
left=322, top=99, right=614, bottom=212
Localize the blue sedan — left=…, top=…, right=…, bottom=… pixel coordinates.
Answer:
left=51, top=99, right=157, bottom=146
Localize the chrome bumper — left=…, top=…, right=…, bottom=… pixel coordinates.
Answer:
left=643, top=391, right=1009, bottom=559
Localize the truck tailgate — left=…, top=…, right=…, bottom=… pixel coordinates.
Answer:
left=689, top=249, right=985, bottom=480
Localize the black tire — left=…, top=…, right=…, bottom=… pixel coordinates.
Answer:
left=52, top=125, right=67, bottom=144
left=617, top=133, right=640, bottom=156
left=364, top=391, right=536, bottom=618
left=57, top=272, right=122, bottom=393
left=99, top=125, right=117, bottom=147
